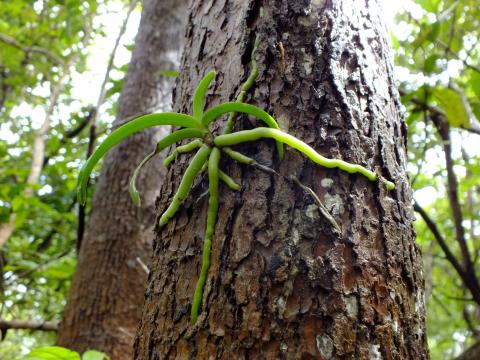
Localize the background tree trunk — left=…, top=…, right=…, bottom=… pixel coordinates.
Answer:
left=134, top=0, right=428, bottom=358
left=456, top=340, right=480, bottom=360
left=57, top=0, right=188, bottom=357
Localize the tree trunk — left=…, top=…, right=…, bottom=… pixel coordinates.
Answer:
left=57, top=0, right=188, bottom=357
left=134, top=0, right=428, bottom=358
left=456, top=340, right=480, bottom=360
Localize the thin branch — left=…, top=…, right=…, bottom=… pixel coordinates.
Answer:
left=0, top=66, right=11, bottom=113
left=403, top=91, right=480, bottom=136
left=455, top=340, right=480, bottom=360
left=25, top=78, right=68, bottom=196
left=443, top=3, right=457, bottom=58
left=77, top=0, right=138, bottom=251
left=136, top=257, right=150, bottom=274
left=290, top=175, right=342, bottom=234
left=0, top=72, right=69, bottom=248
left=461, top=147, right=479, bottom=265
left=424, top=241, right=434, bottom=305
left=36, top=196, right=77, bottom=252
left=0, top=319, right=58, bottom=332
left=463, top=304, right=480, bottom=339
left=463, top=126, right=480, bottom=136
left=87, top=0, right=138, bottom=143
left=43, top=107, right=94, bottom=167
left=408, top=14, right=480, bottom=74
left=431, top=292, right=453, bottom=317
left=410, top=90, right=432, bottom=186
left=398, top=89, right=444, bottom=117
left=437, top=39, right=480, bottom=74
left=437, top=0, right=459, bottom=22
left=442, top=295, right=475, bottom=302
left=4, top=248, right=72, bottom=284
left=94, top=0, right=138, bottom=121
left=414, top=201, right=480, bottom=305
left=0, top=33, right=65, bottom=66
left=430, top=116, right=474, bottom=269
left=414, top=202, right=467, bottom=281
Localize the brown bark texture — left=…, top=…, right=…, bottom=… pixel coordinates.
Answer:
left=134, top=0, right=428, bottom=359
left=57, top=0, right=188, bottom=357
left=456, top=340, right=480, bottom=360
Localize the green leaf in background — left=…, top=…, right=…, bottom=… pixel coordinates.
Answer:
left=412, top=28, right=429, bottom=50
left=391, top=33, right=400, bottom=50
left=41, top=257, right=76, bottom=280
left=158, top=70, right=179, bottom=77
left=413, top=22, right=441, bottom=50
left=433, top=87, right=470, bottom=128
left=11, top=196, right=24, bottom=212
left=417, top=0, right=441, bottom=12
left=427, top=21, right=441, bottom=42
left=473, top=103, right=480, bottom=121
left=25, top=346, right=81, bottom=360
left=470, top=71, right=480, bottom=99
left=424, top=54, right=439, bottom=74
left=82, top=350, right=110, bottom=360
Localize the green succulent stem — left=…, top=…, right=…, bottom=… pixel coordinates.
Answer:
left=202, top=102, right=283, bottom=158
left=163, top=139, right=204, bottom=168
left=218, top=169, right=240, bottom=191
left=190, top=147, right=221, bottom=324
left=158, top=144, right=212, bottom=227
left=221, top=147, right=255, bottom=165
left=215, top=127, right=395, bottom=190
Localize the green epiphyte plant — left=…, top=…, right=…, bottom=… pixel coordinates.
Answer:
left=77, top=37, right=394, bottom=324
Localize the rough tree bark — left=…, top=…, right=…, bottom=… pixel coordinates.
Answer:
left=456, top=340, right=480, bottom=360
left=57, top=0, right=188, bottom=357
left=134, top=0, right=428, bottom=358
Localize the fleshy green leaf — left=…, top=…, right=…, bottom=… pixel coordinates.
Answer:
left=156, top=128, right=205, bottom=151
left=417, top=0, right=440, bottom=12
left=192, top=70, right=216, bottom=120
left=470, top=71, right=480, bottom=99
left=25, top=346, right=81, bottom=360
left=424, top=54, right=438, bottom=74
left=77, top=113, right=203, bottom=205
left=433, top=87, right=470, bottom=128
left=426, top=21, right=441, bottom=42
left=129, top=150, right=157, bottom=207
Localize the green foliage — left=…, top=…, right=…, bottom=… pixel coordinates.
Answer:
left=395, top=0, right=480, bottom=357
left=24, top=346, right=109, bottom=360
left=0, top=0, right=478, bottom=357
left=25, top=346, right=80, bottom=360
left=433, top=87, right=469, bottom=128
left=0, top=0, right=132, bottom=357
